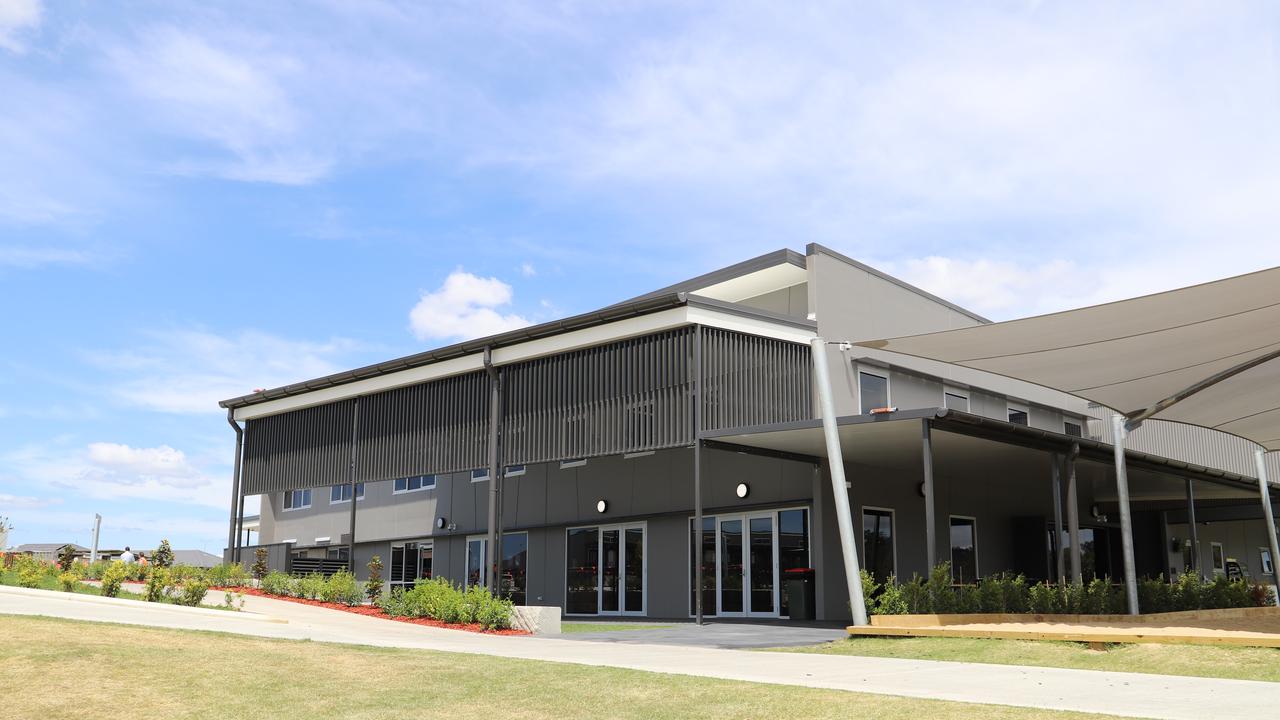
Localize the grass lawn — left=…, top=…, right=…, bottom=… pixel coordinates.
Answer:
left=774, top=635, right=1280, bottom=683
left=0, top=569, right=145, bottom=601
left=0, top=615, right=1111, bottom=720
left=561, top=621, right=677, bottom=633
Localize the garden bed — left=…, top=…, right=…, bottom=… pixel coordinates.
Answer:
left=217, top=586, right=530, bottom=636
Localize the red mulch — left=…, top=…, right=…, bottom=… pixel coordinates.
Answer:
left=214, top=586, right=529, bottom=636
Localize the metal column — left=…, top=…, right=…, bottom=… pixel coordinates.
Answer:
left=1066, top=444, right=1082, bottom=585
left=90, top=514, right=102, bottom=564
left=1185, top=477, right=1201, bottom=579
left=1111, top=414, right=1140, bottom=615
left=1051, top=453, right=1065, bottom=584
left=1254, top=450, right=1280, bottom=608
left=484, top=347, right=502, bottom=594
left=693, top=326, right=704, bottom=625
left=921, top=420, right=937, bottom=572
left=226, top=409, right=244, bottom=561
left=346, top=398, right=360, bottom=568
left=809, top=337, right=868, bottom=626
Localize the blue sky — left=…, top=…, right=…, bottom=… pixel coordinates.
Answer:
left=2, top=1, right=1279, bottom=553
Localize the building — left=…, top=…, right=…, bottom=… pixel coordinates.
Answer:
left=11, top=543, right=87, bottom=563
left=221, top=244, right=1280, bottom=620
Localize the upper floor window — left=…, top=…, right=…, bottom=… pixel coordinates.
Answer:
left=944, top=391, right=969, bottom=412
left=505, top=464, right=527, bottom=477
left=1007, top=403, right=1029, bottom=426
left=560, top=458, right=587, bottom=469
left=394, top=475, right=435, bottom=494
left=1064, top=421, right=1083, bottom=437
left=471, top=468, right=490, bottom=483
left=330, top=483, right=365, bottom=503
left=858, top=371, right=889, bottom=415
left=283, top=488, right=312, bottom=511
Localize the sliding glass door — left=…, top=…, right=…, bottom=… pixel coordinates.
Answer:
left=389, top=540, right=432, bottom=593
left=692, top=507, right=809, bottom=619
left=566, top=523, right=646, bottom=616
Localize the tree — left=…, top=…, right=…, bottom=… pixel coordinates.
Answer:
left=365, top=555, right=384, bottom=603
left=152, top=539, right=174, bottom=568
left=58, top=544, right=77, bottom=572
left=252, top=547, right=269, bottom=581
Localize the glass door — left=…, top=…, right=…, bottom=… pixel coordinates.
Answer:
left=717, top=518, right=744, bottom=614
left=716, top=513, right=779, bottom=618
left=566, top=523, right=646, bottom=616
left=748, top=515, right=776, bottom=616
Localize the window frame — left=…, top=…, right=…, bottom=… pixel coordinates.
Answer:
left=860, top=505, right=897, bottom=582
left=948, top=515, right=979, bottom=583
left=471, top=468, right=490, bottom=483
left=393, top=475, right=436, bottom=495
left=329, top=482, right=366, bottom=504
left=857, top=368, right=890, bottom=415
left=560, top=458, right=587, bottom=469
left=388, top=538, right=434, bottom=592
left=1007, top=402, right=1030, bottom=426
left=1063, top=419, right=1083, bottom=437
left=1261, top=547, right=1275, bottom=576
left=282, top=488, right=312, bottom=512
left=1211, top=541, right=1226, bottom=574
left=504, top=464, right=527, bottom=478
left=465, top=531, right=531, bottom=601
left=564, top=521, right=648, bottom=617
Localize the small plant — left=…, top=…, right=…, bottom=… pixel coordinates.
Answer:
left=58, top=572, right=78, bottom=592
left=926, top=563, right=955, bottom=613
left=298, top=572, right=326, bottom=600
left=151, top=539, right=174, bottom=568
left=260, top=570, right=292, bottom=596
left=365, top=555, right=384, bottom=604
left=143, top=567, right=174, bottom=603
left=174, top=577, right=210, bottom=607
left=17, top=563, right=42, bottom=589
left=208, top=563, right=248, bottom=588
left=876, top=575, right=908, bottom=615
left=252, top=547, right=269, bottom=582
left=58, top=545, right=78, bottom=572
left=322, top=570, right=364, bottom=606
left=222, top=590, right=246, bottom=611
left=1, top=552, right=14, bottom=570
left=100, top=561, right=127, bottom=598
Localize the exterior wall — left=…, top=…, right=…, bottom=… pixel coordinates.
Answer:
left=1166, top=516, right=1279, bottom=585
left=736, top=284, right=808, bottom=319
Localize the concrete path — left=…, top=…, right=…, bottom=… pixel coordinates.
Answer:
left=4, top=585, right=1279, bottom=719
left=564, top=621, right=847, bottom=648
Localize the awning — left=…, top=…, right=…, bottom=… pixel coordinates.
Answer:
left=857, top=267, right=1280, bottom=450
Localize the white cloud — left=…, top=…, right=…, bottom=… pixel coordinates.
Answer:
left=0, top=493, right=60, bottom=510
left=520, top=262, right=537, bottom=277
left=0, top=245, right=92, bottom=268
left=88, top=328, right=365, bottom=413
left=0, top=0, right=40, bottom=53
left=409, top=269, right=530, bottom=341
left=879, top=256, right=1083, bottom=319
left=86, top=443, right=199, bottom=484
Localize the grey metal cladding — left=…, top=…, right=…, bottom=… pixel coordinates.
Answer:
left=502, top=328, right=695, bottom=464
left=700, top=327, right=813, bottom=431
left=356, top=370, right=489, bottom=482
left=242, top=399, right=355, bottom=495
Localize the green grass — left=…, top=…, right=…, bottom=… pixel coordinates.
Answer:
left=773, top=635, right=1280, bottom=683
left=562, top=622, right=677, bottom=633
left=0, top=615, right=1109, bottom=720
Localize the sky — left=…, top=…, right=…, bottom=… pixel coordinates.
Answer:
left=2, top=1, right=1279, bottom=553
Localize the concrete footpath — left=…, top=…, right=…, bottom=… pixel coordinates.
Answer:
left=3, top=585, right=1278, bottom=719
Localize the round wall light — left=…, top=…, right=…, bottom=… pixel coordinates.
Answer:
left=596, top=499, right=608, bottom=513
left=436, top=517, right=447, bottom=529
left=735, top=483, right=749, bottom=499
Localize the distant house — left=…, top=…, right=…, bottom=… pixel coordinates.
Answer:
left=172, top=549, right=222, bottom=568
left=12, top=543, right=87, bottom=563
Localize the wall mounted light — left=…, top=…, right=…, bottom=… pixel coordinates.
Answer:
left=736, top=483, right=749, bottom=499
left=436, top=517, right=447, bottom=530
left=597, top=499, right=608, bottom=513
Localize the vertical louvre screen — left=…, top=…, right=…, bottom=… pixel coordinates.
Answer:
left=356, top=371, right=490, bottom=482
left=242, top=400, right=355, bottom=495
left=503, top=328, right=695, bottom=464
left=701, top=327, right=812, bottom=431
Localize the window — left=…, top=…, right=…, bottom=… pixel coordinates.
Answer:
left=1262, top=548, right=1275, bottom=576
left=624, top=451, right=655, bottom=459
left=282, top=488, right=311, bottom=511
left=471, top=468, right=489, bottom=483
left=389, top=540, right=433, bottom=592
left=465, top=533, right=528, bottom=605
left=950, top=516, right=978, bottom=583
left=1007, top=403, right=1029, bottom=426
left=393, top=475, right=435, bottom=494
left=505, top=464, right=526, bottom=477
left=944, top=391, right=969, bottom=412
left=560, top=459, right=587, bottom=469
left=1064, top=421, right=1083, bottom=437
left=326, top=546, right=349, bottom=562
left=329, top=483, right=365, bottom=503
left=858, top=371, right=889, bottom=414
left=862, top=508, right=895, bottom=584
left=1211, top=542, right=1226, bottom=574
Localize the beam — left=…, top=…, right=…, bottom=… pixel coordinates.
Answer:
left=693, top=326, right=704, bottom=625
left=1185, top=477, right=1201, bottom=579
left=1111, top=414, right=1141, bottom=615
left=810, top=337, right=868, bottom=626
left=921, top=419, right=937, bottom=571
left=483, top=347, right=501, bottom=595
left=1254, top=450, right=1280, bottom=608
left=1066, top=444, right=1082, bottom=585
left=346, top=398, right=360, bottom=568
left=1051, top=452, right=1065, bottom=584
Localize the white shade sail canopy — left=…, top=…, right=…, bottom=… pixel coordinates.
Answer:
left=858, top=266, right=1280, bottom=450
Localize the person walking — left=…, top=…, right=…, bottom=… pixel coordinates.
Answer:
left=120, top=546, right=135, bottom=564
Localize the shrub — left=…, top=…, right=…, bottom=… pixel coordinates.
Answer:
left=143, top=567, right=174, bottom=603
left=379, top=577, right=511, bottom=629
left=82, top=560, right=110, bottom=581
left=366, top=556, right=384, bottom=604
left=252, top=548, right=269, bottom=582
left=260, top=570, right=292, bottom=596
left=900, top=576, right=930, bottom=614
left=1249, top=582, right=1275, bottom=608
left=1029, top=583, right=1062, bottom=614
left=175, top=577, right=210, bottom=607
left=151, top=539, right=174, bottom=568
left=1, top=552, right=13, bottom=570
left=100, top=562, right=127, bottom=598
left=58, top=545, right=78, bottom=572
left=58, top=572, right=78, bottom=592
left=17, top=564, right=42, bottom=588
left=208, top=563, right=248, bottom=588
left=222, top=590, right=246, bottom=611
left=858, top=569, right=882, bottom=614
left=954, top=583, right=980, bottom=614
left=927, top=563, right=955, bottom=614
left=322, top=570, right=363, bottom=606
left=297, top=573, right=326, bottom=600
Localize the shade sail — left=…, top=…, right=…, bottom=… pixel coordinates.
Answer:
left=857, top=266, right=1280, bottom=450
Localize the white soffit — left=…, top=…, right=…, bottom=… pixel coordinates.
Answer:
left=692, top=262, right=807, bottom=303
left=235, top=304, right=812, bottom=420
left=858, top=266, right=1280, bottom=450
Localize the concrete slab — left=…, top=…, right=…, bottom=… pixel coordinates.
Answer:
left=563, top=620, right=847, bottom=648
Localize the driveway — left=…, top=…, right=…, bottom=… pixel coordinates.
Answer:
left=4, top=584, right=1280, bottom=719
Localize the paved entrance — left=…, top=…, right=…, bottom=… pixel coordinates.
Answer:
left=563, top=620, right=846, bottom=648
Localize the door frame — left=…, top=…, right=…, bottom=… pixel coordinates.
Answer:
left=714, top=511, right=780, bottom=618
left=687, top=505, right=812, bottom=619
left=563, top=521, right=648, bottom=617
left=388, top=538, right=433, bottom=593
